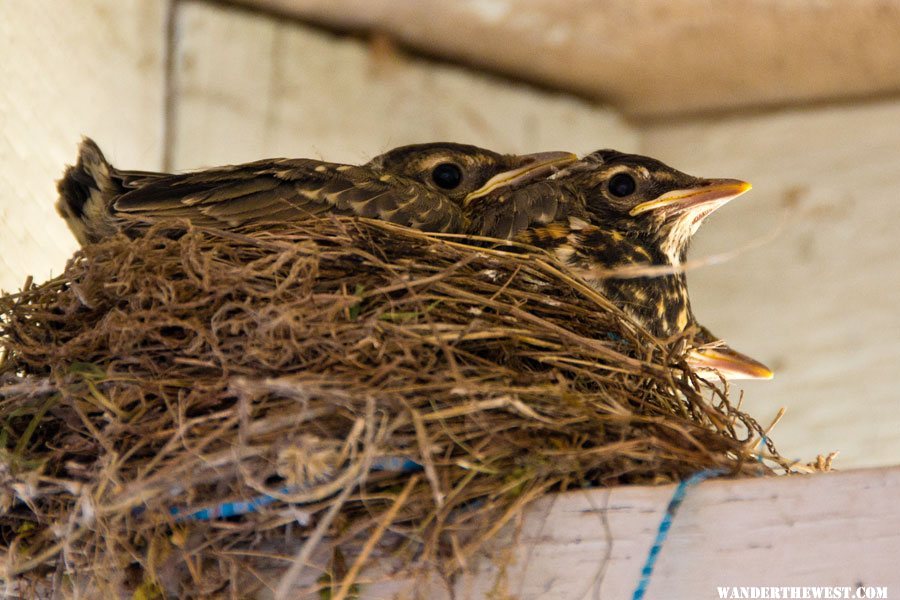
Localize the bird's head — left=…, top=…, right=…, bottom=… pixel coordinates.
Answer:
left=368, top=143, right=576, bottom=204
left=567, top=150, right=751, bottom=263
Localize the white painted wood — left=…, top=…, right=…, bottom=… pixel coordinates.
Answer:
left=0, top=0, right=166, bottom=292
left=264, top=467, right=900, bottom=599
left=642, top=100, right=900, bottom=469
left=171, top=1, right=638, bottom=170
left=235, top=0, right=900, bottom=117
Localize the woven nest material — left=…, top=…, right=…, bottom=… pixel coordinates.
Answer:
left=0, top=217, right=791, bottom=598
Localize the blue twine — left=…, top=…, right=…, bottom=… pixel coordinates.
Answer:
left=631, top=468, right=726, bottom=600
left=170, top=489, right=281, bottom=521
left=370, top=456, right=422, bottom=472
left=756, top=435, right=768, bottom=463
left=168, top=455, right=422, bottom=522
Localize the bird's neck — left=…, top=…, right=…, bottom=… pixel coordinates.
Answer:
left=655, top=216, right=699, bottom=267
left=600, top=271, right=695, bottom=338
left=571, top=225, right=697, bottom=338
left=604, top=227, right=688, bottom=268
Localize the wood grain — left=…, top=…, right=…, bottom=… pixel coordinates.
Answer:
left=0, top=0, right=166, bottom=292
left=261, top=467, right=900, bottom=599
left=235, top=0, right=900, bottom=117
left=170, top=1, right=638, bottom=169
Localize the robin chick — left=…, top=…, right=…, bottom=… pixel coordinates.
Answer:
left=56, top=138, right=575, bottom=245
left=471, top=149, right=772, bottom=380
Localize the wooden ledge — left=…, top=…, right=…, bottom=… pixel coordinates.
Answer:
left=267, top=466, right=900, bottom=598
left=236, top=0, right=900, bottom=117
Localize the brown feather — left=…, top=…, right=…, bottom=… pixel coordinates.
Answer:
left=58, top=141, right=467, bottom=242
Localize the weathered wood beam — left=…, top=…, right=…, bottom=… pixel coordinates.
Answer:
left=0, top=0, right=167, bottom=292
left=236, top=0, right=900, bottom=117
left=265, top=467, right=900, bottom=598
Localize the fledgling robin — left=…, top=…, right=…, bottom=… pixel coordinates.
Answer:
left=56, top=138, right=575, bottom=245
left=468, top=149, right=772, bottom=380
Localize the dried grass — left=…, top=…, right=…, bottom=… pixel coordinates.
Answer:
left=0, top=217, right=789, bottom=598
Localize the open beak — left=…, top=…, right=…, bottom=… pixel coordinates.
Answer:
left=629, top=179, right=752, bottom=219
left=687, top=345, right=774, bottom=381
left=464, top=151, right=578, bottom=206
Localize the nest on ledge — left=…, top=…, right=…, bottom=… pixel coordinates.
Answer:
left=0, top=217, right=792, bottom=598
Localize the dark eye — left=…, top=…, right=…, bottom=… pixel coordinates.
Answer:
left=609, top=172, right=636, bottom=197
left=431, top=163, right=463, bottom=190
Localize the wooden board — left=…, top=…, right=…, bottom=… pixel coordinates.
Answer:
left=234, top=0, right=900, bottom=117
left=0, top=0, right=166, bottom=292
left=263, top=467, right=900, bottom=599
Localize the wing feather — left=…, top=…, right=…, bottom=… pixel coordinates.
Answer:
left=110, top=159, right=464, bottom=232
left=468, top=181, right=566, bottom=239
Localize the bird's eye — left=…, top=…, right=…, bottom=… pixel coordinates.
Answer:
left=609, top=173, right=636, bottom=197
left=431, top=163, right=463, bottom=190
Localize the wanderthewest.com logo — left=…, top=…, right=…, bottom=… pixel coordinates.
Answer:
left=716, top=587, right=888, bottom=599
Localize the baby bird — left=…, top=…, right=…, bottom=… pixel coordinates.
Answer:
left=56, top=137, right=575, bottom=245
left=469, top=149, right=772, bottom=379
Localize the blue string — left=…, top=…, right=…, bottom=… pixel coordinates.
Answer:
left=631, top=468, right=726, bottom=600
left=756, top=435, right=768, bottom=463
left=168, top=455, right=422, bottom=522
left=170, top=489, right=281, bottom=521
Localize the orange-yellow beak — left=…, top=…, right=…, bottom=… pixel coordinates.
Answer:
left=629, top=179, right=752, bottom=218
left=687, top=345, right=774, bottom=381
left=464, top=151, right=578, bottom=205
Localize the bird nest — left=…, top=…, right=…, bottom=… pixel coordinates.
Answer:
left=0, top=217, right=791, bottom=598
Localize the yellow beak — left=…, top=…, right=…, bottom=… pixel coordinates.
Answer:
left=464, top=151, right=578, bottom=206
left=629, top=179, right=752, bottom=217
left=687, top=346, right=774, bottom=381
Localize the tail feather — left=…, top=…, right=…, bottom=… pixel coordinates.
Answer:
left=56, top=137, right=124, bottom=245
